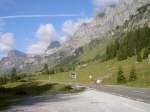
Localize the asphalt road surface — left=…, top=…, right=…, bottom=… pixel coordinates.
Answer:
left=8, top=89, right=150, bottom=112
left=90, top=85, right=150, bottom=104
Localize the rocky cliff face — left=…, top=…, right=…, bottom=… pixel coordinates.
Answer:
left=0, top=50, right=47, bottom=73
left=46, top=41, right=61, bottom=55
left=7, top=50, right=27, bottom=58
left=60, top=0, right=150, bottom=52
left=48, top=41, right=61, bottom=49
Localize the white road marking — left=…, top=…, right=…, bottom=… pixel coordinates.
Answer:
left=134, top=90, right=145, bottom=94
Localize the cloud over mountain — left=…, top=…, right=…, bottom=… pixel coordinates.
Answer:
left=0, top=32, right=15, bottom=53
left=61, top=18, right=92, bottom=41
left=27, top=24, right=57, bottom=54
left=93, top=0, right=118, bottom=14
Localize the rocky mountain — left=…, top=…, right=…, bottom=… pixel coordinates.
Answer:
left=60, top=0, right=150, bottom=53
left=0, top=0, right=150, bottom=74
left=7, top=50, right=27, bottom=58
left=0, top=50, right=47, bottom=74
left=48, top=41, right=61, bottom=49
left=46, top=41, right=61, bottom=55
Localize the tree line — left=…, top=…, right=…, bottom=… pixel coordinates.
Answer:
left=0, top=68, right=24, bottom=85
left=42, top=64, right=73, bottom=75
left=106, top=26, right=150, bottom=61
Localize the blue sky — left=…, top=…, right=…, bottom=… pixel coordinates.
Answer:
left=0, top=0, right=118, bottom=58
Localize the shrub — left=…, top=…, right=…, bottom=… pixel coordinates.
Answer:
left=49, top=69, right=55, bottom=74
left=0, top=76, right=8, bottom=85
left=143, top=47, right=150, bottom=59
left=129, top=65, right=137, bottom=81
left=117, top=66, right=126, bottom=83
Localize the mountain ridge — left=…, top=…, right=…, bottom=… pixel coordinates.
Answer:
left=0, top=0, right=150, bottom=74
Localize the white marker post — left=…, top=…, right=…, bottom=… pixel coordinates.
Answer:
left=148, top=54, right=150, bottom=64
left=96, top=80, right=101, bottom=84
left=89, top=75, right=92, bottom=80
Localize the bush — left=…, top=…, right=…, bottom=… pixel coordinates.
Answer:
left=49, top=69, right=55, bottom=74
left=0, top=76, right=8, bottom=85
left=129, top=65, right=137, bottom=81
left=65, top=85, right=73, bottom=90
left=143, top=47, right=150, bottom=59
left=117, top=66, right=126, bottom=83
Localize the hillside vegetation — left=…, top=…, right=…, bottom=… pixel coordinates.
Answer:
left=32, top=57, right=150, bottom=88
left=33, top=26, right=150, bottom=88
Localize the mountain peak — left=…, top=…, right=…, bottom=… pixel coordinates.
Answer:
left=8, top=50, right=27, bottom=58
left=48, top=41, right=61, bottom=49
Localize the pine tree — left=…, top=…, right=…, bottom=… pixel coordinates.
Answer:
left=137, top=52, right=142, bottom=62
left=43, top=64, right=49, bottom=75
left=129, top=65, right=137, bottom=81
left=117, top=46, right=127, bottom=61
left=105, top=26, right=150, bottom=61
left=117, top=66, right=126, bottom=83
left=106, top=42, right=117, bottom=60
left=10, top=68, right=17, bottom=82
left=115, top=38, right=120, bottom=50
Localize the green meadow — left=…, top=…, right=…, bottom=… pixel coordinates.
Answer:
left=32, top=57, right=150, bottom=88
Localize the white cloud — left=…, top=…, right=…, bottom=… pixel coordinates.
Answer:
left=0, top=32, right=15, bottom=52
left=93, top=0, right=118, bottom=13
left=27, top=19, right=92, bottom=54
left=27, top=41, right=48, bottom=55
left=61, top=18, right=92, bottom=41
left=36, top=24, right=57, bottom=42
left=27, top=24, right=57, bottom=54
left=62, top=20, right=80, bottom=36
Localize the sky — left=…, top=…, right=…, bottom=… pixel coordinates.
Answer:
left=0, top=0, right=118, bottom=58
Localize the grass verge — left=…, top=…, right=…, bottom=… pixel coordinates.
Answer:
left=0, top=80, right=82, bottom=111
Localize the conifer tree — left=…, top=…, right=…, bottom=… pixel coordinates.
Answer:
left=43, top=64, right=49, bottom=75
left=129, top=65, right=137, bottom=81
left=117, top=66, right=126, bottom=83
left=137, top=52, right=142, bottom=62
left=11, top=68, right=17, bottom=82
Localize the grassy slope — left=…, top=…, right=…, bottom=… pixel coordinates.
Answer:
left=77, top=38, right=112, bottom=63
left=34, top=57, right=150, bottom=88
left=32, top=36, right=150, bottom=88
left=102, top=57, right=150, bottom=88
left=33, top=60, right=115, bottom=84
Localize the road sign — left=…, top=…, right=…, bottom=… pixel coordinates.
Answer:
left=71, top=71, right=76, bottom=80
